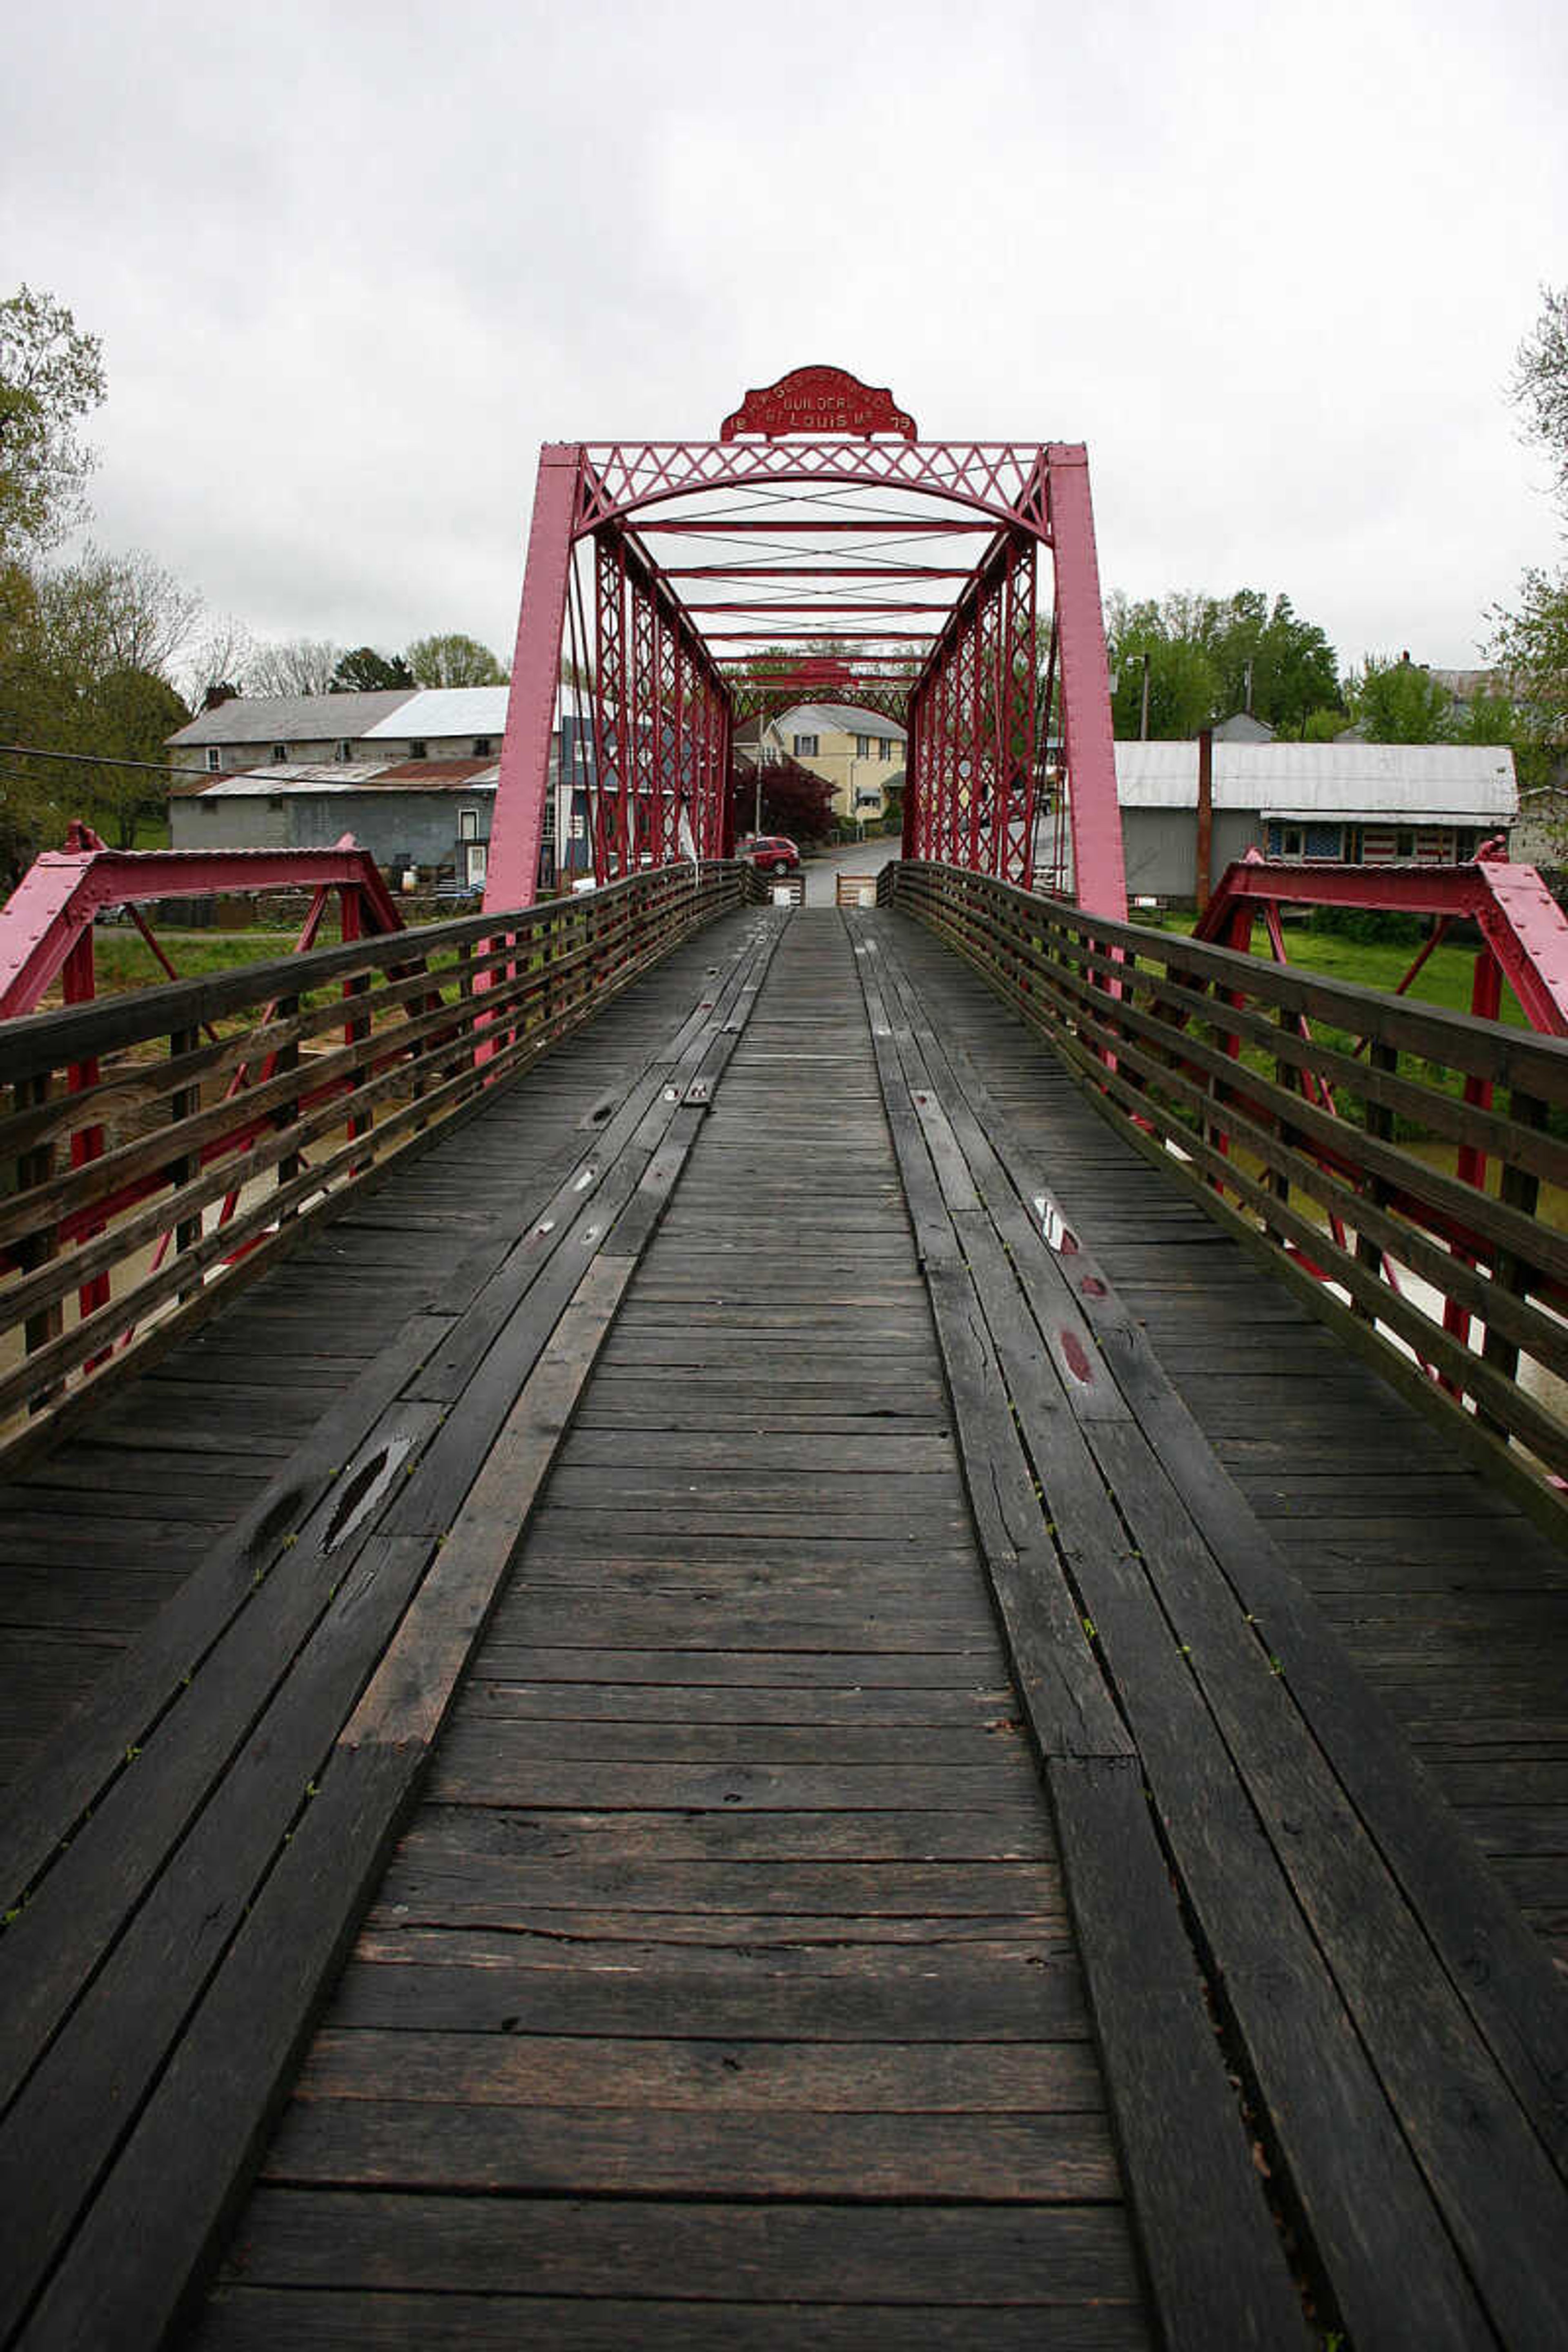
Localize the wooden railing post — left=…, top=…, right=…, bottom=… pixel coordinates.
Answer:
left=169, top=1026, right=203, bottom=1302
left=1480, top=1088, right=1545, bottom=1432
left=1352, top=1040, right=1399, bottom=1316
left=272, top=994, right=304, bottom=1197
left=14, top=1074, right=63, bottom=1411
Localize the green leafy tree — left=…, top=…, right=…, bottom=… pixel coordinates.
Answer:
left=406, top=631, right=506, bottom=687
left=1489, top=573, right=1568, bottom=782
left=1488, top=288, right=1568, bottom=780
left=1105, top=588, right=1342, bottom=737
left=0, top=561, right=69, bottom=875
left=1208, top=591, right=1341, bottom=734
left=0, top=552, right=194, bottom=852
left=1348, top=653, right=1455, bottom=742
left=0, top=285, right=105, bottom=556
left=1302, top=706, right=1350, bottom=742
left=331, top=645, right=414, bottom=693
left=1106, top=601, right=1220, bottom=737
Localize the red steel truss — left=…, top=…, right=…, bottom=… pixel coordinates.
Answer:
left=0, top=828, right=403, bottom=1022
left=590, top=526, right=731, bottom=884
left=485, top=370, right=1127, bottom=916
left=1196, top=849, right=1568, bottom=1037
left=1194, top=848, right=1568, bottom=1366
left=904, top=530, right=1038, bottom=884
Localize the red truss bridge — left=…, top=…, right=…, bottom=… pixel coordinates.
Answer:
left=0, top=372, right=1567, bottom=2351
left=487, top=364, right=1126, bottom=916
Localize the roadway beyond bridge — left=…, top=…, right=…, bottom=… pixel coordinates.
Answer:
left=2, top=891, right=1568, bottom=2349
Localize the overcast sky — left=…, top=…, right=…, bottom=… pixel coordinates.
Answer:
left=5, top=0, right=1565, bottom=688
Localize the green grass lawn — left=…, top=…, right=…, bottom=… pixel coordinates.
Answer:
left=1154, top=915, right=1528, bottom=1029
left=58, top=929, right=310, bottom=1000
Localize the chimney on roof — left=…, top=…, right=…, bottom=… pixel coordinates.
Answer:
left=203, top=682, right=240, bottom=709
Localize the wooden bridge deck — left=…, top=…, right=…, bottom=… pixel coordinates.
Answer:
left=2, top=902, right=1567, bottom=2349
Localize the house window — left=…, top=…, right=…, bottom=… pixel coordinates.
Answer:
left=271, top=744, right=288, bottom=763
left=880, top=737, right=893, bottom=760
left=198, top=798, right=217, bottom=816
left=335, top=740, right=353, bottom=762
left=1267, top=822, right=1342, bottom=860
left=408, top=740, right=428, bottom=761
left=205, top=747, right=221, bottom=772
left=793, top=734, right=818, bottom=757
left=268, top=796, right=285, bottom=812
left=472, top=736, right=493, bottom=757
left=1396, top=829, right=1416, bottom=859
left=854, top=735, right=871, bottom=759
left=459, top=807, right=479, bottom=841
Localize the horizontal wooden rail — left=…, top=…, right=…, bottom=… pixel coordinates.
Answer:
left=884, top=859, right=1568, bottom=1502
left=1, top=862, right=755, bottom=1440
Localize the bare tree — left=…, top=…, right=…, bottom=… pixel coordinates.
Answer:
left=245, top=636, right=342, bottom=697
left=53, top=545, right=203, bottom=679
left=1512, top=284, right=1568, bottom=525
left=182, top=612, right=254, bottom=708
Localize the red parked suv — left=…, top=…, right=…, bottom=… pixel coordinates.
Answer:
left=745, top=835, right=800, bottom=876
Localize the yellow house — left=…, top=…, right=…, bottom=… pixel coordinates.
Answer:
left=742, top=703, right=906, bottom=823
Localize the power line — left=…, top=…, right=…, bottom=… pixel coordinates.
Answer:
left=1, top=740, right=220, bottom=782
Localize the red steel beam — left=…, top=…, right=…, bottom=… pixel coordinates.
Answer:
left=701, top=628, right=937, bottom=643
left=661, top=565, right=973, bottom=581
left=487, top=443, right=582, bottom=914
left=630, top=519, right=1000, bottom=535
left=1045, top=445, right=1126, bottom=921
left=680, top=601, right=957, bottom=616
left=0, top=843, right=403, bottom=1021
left=1198, top=853, right=1568, bottom=1037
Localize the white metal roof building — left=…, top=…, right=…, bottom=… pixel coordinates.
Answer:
left=360, top=687, right=513, bottom=741
left=1114, top=742, right=1517, bottom=822
left=1110, top=741, right=1519, bottom=904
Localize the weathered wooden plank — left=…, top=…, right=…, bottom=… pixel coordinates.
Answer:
left=1052, top=1755, right=1312, bottom=2349
left=295, top=2027, right=1100, bottom=2111
left=325, top=1949, right=1088, bottom=2038
left=209, top=2191, right=1143, bottom=2306
left=196, top=2288, right=1149, bottom=2351
left=264, top=2097, right=1118, bottom=2199
left=458, top=1680, right=1013, bottom=1724
left=881, top=907, right=1568, bottom=2196
left=0, top=1533, right=433, bottom=2333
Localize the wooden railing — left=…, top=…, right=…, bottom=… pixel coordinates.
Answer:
left=0, top=861, right=755, bottom=1440
left=884, top=860, right=1568, bottom=1500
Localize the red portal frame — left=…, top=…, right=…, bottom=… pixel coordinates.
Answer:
left=486, top=374, right=1127, bottom=918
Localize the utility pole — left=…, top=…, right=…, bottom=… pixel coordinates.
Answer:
left=1140, top=650, right=1151, bottom=742
left=751, top=714, right=765, bottom=838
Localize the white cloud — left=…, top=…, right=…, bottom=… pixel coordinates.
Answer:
left=4, top=0, right=1564, bottom=677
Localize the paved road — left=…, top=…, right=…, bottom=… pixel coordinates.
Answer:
left=800, top=834, right=901, bottom=906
